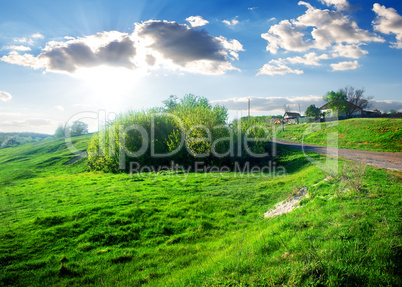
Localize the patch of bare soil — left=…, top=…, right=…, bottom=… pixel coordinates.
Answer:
left=264, top=187, right=308, bottom=218
left=264, top=177, right=332, bottom=218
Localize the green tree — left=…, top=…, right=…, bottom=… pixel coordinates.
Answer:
left=70, top=121, right=88, bottom=137
left=323, top=91, right=348, bottom=116
left=54, top=124, right=65, bottom=138
left=305, top=104, right=321, bottom=119
left=162, top=95, right=178, bottom=111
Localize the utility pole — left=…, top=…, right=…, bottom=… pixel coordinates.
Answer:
left=248, top=98, right=250, bottom=120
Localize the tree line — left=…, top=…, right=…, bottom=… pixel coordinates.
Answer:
left=54, top=121, right=89, bottom=138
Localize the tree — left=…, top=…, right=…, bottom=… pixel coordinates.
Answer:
left=54, top=124, right=65, bottom=138
left=70, top=121, right=88, bottom=137
left=162, top=95, right=178, bottom=111
left=305, top=104, right=321, bottom=119
left=339, top=86, right=372, bottom=116
left=323, top=91, right=348, bottom=116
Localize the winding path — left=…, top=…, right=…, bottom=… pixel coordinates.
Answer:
left=272, top=138, right=402, bottom=172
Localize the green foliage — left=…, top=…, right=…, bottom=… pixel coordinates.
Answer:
left=162, top=95, right=178, bottom=111
left=323, top=91, right=348, bottom=116
left=54, top=125, right=65, bottom=138
left=69, top=121, right=89, bottom=137
left=304, top=104, right=321, bottom=119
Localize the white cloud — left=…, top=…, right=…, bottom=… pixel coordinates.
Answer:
left=258, top=52, right=328, bottom=76
left=330, top=60, right=360, bottom=71
left=331, top=43, right=368, bottom=59
left=259, top=1, right=384, bottom=75
left=0, top=118, right=54, bottom=131
left=222, top=18, right=239, bottom=26
left=217, top=37, right=244, bottom=60
left=14, top=37, right=27, bottom=43
left=12, top=33, right=44, bottom=46
left=318, top=0, right=350, bottom=11
left=261, top=20, right=308, bottom=54
left=55, top=105, right=64, bottom=111
left=186, top=16, right=209, bottom=27
left=3, top=45, right=31, bottom=51
left=0, top=91, right=12, bottom=102
left=31, top=33, right=44, bottom=39
left=261, top=1, right=384, bottom=54
left=213, top=95, right=323, bottom=114
left=1, top=51, right=46, bottom=69
left=257, top=60, right=304, bottom=76
left=372, top=4, right=402, bottom=49
left=248, top=7, right=257, bottom=11
left=2, top=20, right=243, bottom=76
left=286, top=52, right=329, bottom=65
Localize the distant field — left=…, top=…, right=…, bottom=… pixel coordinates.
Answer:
left=273, top=118, right=402, bottom=152
left=0, top=134, right=401, bottom=286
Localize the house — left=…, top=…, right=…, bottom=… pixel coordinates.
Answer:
left=319, top=101, right=363, bottom=117
left=283, top=112, right=301, bottom=119
left=373, top=109, right=381, bottom=114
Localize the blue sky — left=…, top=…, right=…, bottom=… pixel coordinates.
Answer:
left=0, top=0, right=401, bottom=133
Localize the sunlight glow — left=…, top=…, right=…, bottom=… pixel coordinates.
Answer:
left=77, top=66, right=144, bottom=107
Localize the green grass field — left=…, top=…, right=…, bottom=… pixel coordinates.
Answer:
left=0, top=135, right=401, bottom=286
left=273, top=118, right=402, bottom=152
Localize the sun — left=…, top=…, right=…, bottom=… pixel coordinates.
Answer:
left=77, top=66, right=143, bottom=107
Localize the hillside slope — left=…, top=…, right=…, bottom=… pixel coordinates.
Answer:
left=0, top=136, right=401, bottom=286
left=273, top=118, right=402, bottom=152
left=0, top=134, right=91, bottom=185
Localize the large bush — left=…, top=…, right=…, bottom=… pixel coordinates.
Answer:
left=88, top=94, right=272, bottom=173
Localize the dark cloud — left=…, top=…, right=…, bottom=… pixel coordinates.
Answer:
left=39, top=36, right=136, bottom=72
left=145, top=54, right=156, bottom=66
left=97, top=37, right=136, bottom=68
left=370, top=100, right=402, bottom=112
left=40, top=42, right=96, bottom=72
left=2, top=21, right=242, bottom=75
left=137, top=20, right=227, bottom=65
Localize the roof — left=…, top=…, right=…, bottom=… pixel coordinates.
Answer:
left=319, top=101, right=363, bottom=111
left=284, top=112, right=301, bottom=117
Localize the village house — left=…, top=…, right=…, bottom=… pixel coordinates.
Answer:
left=319, top=101, right=363, bottom=117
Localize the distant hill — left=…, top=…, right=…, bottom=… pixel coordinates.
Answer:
left=0, top=132, right=52, bottom=138
left=0, top=132, right=53, bottom=149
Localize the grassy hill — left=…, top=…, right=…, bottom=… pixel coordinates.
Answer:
left=273, top=118, right=402, bottom=152
left=0, top=134, right=401, bottom=286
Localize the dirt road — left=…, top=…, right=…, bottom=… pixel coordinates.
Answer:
left=272, top=138, right=402, bottom=172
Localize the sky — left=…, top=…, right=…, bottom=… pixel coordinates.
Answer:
left=0, top=0, right=401, bottom=134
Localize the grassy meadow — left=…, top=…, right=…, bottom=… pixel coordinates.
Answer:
left=273, top=118, right=402, bottom=152
left=0, top=133, right=401, bottom=286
